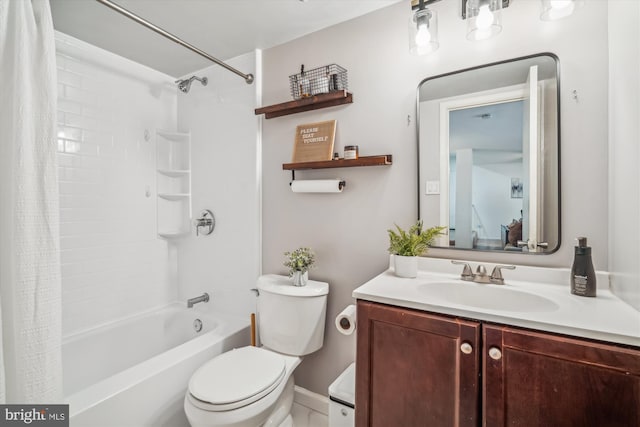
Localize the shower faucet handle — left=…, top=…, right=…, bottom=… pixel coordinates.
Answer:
left=194, top=210, right=215, bottom=236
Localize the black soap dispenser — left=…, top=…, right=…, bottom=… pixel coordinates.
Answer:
left=570, top=237, right=596, bottom=297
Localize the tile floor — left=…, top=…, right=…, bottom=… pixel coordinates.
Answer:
left=290, top=402, right=328, bottom=427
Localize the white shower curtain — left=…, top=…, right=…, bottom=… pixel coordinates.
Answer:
left=0, top=0, right=62, bottom=403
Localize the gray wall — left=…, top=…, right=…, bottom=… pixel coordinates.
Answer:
left=262, top=0, right=611, bottom=395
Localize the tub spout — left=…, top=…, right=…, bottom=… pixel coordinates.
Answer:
left=187, top=293, right=210, bottom=308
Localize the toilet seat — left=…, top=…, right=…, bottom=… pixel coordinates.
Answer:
left=188, top=346, right=286, bottom=412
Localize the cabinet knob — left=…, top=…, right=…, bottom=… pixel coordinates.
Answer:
left=488, top=346, right=502, bottom=360
left=460, top=342, right=473, bottom=354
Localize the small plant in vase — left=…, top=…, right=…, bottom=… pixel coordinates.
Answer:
left=387, top=220, right=446, bottom=278
left=284, top=247, right=316, bottom=286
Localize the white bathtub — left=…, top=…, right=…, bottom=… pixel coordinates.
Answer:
left=63, top=303, right=250, bottom=427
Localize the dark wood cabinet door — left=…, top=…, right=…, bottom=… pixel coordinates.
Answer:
left=356, top=301, right=480, bottom=427
left=483, top=325, right=640, bottom=427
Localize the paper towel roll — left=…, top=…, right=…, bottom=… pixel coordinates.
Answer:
left=335, top=304, right=357, bottom=335
left=290, top=179, right=345, bottom=193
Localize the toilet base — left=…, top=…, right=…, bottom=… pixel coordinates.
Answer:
left=262, top=376, right=294, bottom=427
left=276, top=414, right=292, bottom=427
left=185, top=376, right=295, bottom=427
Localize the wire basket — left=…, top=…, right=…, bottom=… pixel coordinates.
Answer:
left=289, top=64, right=348, bottom=100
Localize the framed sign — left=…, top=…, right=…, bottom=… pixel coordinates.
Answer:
left=291, top=120, right=336, bottom=163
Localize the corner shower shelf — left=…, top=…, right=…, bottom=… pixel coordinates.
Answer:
left=255, top=90, right=353, bottom=119
left=156, top=130, right=192, bottom=238
left=156, top=130, right=190, bottom=141
left=282, top=154, right=392, bottom=171
left=158, top=231, right=190, bottom=238
left=157, top=169, right=191, bottom=178
left=158, top=193, right=191, bottom=201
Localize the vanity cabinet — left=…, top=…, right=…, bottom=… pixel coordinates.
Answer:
left=483, top=325, right=640, bottom=426
left=356, top=301, right=640, bottom=427
left=355, top=301, right=481, bottom=427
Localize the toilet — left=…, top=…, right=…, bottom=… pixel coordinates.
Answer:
left=184, top=274, right=329, bottom=427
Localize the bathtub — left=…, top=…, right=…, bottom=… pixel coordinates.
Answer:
left=63, top=303, right=250, bottom=427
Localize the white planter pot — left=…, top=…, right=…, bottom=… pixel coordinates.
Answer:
left=394, top=255, right=418, bottom=278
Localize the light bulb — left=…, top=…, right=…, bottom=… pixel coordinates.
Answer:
left=476, top=5, right=494, bottom=30
left=410, top=8, right=438, bottom=54
left=550, top=0, right=572, bottom=9
left=415, top=24, right=431, bottom=47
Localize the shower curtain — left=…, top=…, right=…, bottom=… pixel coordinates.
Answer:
left=0, top=0, right=62, bottom=403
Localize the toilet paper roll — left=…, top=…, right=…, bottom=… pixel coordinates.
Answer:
left=335, top=304, right=357, bottom=335
left=290, top=179, right=344, bottom=193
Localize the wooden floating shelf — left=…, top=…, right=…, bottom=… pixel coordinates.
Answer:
left=255, top=91, right=353, bottom=119
left=283, top=155, right=392, bottom=171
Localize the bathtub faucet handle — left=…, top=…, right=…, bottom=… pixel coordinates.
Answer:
left=187, top=292, right=210, bottom=308
left=194, top=210, right=215, bottom=237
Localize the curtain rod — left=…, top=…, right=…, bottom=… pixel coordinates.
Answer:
left=94, top=0, right=254, bottom=84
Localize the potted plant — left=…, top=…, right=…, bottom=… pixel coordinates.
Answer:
left=387, top=221, right=446, bottom=278
left=284, top=247, right=316, bottom=286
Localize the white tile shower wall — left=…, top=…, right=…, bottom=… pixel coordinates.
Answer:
left=55, top=32, right=178, bottom=335
left=176, top=52, right=261, bottom=319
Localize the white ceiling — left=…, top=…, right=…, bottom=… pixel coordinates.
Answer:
left=419, top=55, right=558, bottom=102
left=449, top=101, right=525, bottom=165
left=50, top=0, right=402, bottom=78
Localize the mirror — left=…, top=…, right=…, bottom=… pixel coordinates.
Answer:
left=418, top=53, right=560, bottom=254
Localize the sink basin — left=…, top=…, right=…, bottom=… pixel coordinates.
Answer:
left=417, top=281, right=559, bottom=313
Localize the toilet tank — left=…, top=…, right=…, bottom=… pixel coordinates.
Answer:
left=257, top=274, right=329, bottom=356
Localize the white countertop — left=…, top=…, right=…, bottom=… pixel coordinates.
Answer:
left=353, top=257, right=640, bottom=347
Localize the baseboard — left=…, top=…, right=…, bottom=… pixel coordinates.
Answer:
left=294, top=385, right=329, bottom=416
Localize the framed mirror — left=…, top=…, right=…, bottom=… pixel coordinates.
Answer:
left=418, top=53, right=560, bottom=254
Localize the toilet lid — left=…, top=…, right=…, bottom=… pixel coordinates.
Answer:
left=188, top=346, right=286, bottom=410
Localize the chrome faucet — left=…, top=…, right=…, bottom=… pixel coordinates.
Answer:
left=451, top=261, right=516, bottom=285
left=187, top=292, right=210, bottom=308
left=489, top=265, right=516, bottom=285
left=451, top=260, right=474, bottom=281
left=473, top=264, right=491, bottom=283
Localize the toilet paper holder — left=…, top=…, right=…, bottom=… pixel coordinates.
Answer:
left=289, top=170, right=346, bottom=190
left=335, top=304, right=357, bottom=335
left=338, top=317, right=351, bottom=330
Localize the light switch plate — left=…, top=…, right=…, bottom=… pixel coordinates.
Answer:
left=426, top=180, right=440, bottom=195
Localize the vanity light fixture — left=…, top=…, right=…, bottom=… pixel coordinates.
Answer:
left=540, top=0, right=580, bottom=21
left=409, top=0, right=439, bottom=55
left=410, top=0, right=577, bottom=49
left=465, top=0, right=504, bottom=41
